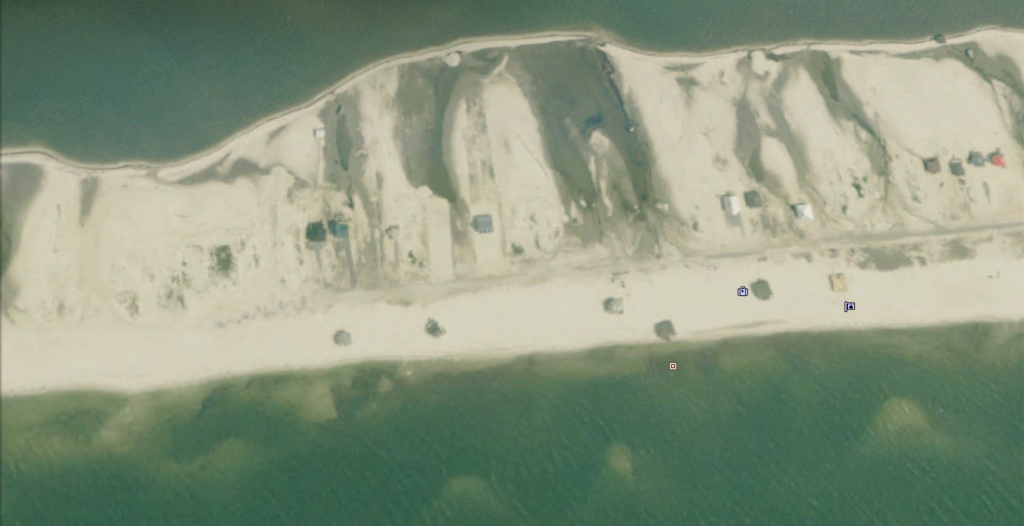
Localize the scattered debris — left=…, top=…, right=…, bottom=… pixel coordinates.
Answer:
left=333, top=330, right=352, bottom=346
left=654, top=320, right=676, bottom=341
left=425, top=318, right=446, bottom=338
left=603, top=297, right=624, bottom=314
left=967, top=151, right=986, bottom=167
left=792, top=203, right=815, bottom=221
left=923, top=157, right=941, bottom=173
left=385, top=225, right=400, bottom=240
left=829, top=273, right=848, bottom=292
left=750, top=279, right=773, bottom=300
left=743, top=190, right=764, bottom=208
left=933, top=34, right=946, bottom=44
left=949, top=159, right=965, bottom=177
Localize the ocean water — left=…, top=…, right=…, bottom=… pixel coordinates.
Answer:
left=2, top=0, right=1023, bottom=163
left=3, top=322, right=1021, bottom=525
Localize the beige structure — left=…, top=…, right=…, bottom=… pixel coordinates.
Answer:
left=721, top=194, right=742, bottom=216
left=422, top=194, right=454, bottom=283
left=792, top=203, right=815, bottom=221
left=829, top=273, right=848, bottom=292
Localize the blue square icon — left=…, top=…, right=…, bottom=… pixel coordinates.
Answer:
left=844, top=301, right=855, bottom=312
left=738, top=286, right=749, bottom=297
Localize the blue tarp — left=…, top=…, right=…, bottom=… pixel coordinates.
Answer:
left=472, top=215, right=493, bottom=234
left=328, top=220, right=349, bottom=238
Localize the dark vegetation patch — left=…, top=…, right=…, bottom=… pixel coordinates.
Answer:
left=159, top=286, right=186, bottom=310
left=305, top=222, right=327, bottom=242
left=750, top=278, right=773, bottom=300
left=857, top=247, right=915, bottom=271
left=210, top=245, right=235, bottom=276
left=1, top=164, right=44, bottom=313
left=807, top=50, right=840, bottom=102
left=79, top=176, right=99, bottom=225
left=393, top=61, right=459, bottom=202
left=514, top=43, right=651, bottom=205
left=0, top=225, right=12, bottom=276
left=942, top=239, right=976, bottom=261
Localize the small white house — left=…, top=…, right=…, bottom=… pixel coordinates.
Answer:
left=721, top=194, right=742, bottom=216
left=313, top=128, right=326, bottom=138
left=792, top=203, right=815, bottom=221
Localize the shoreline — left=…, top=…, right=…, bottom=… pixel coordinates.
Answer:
left=2, top=25, right=1021, bottom=169
left=5, top=316, right=1018, bottom=399
left=3, top=226, right=1022, bottom=396
left=0, top=31, right=593, bottom=170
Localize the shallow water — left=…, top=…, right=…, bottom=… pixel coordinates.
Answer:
left=3, top=322, right=1021, bottom=525
left=2, top=0, right=1022, bottom=163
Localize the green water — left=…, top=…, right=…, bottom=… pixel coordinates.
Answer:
left=3, top=322, right=1021, bottom=525
left=2, top=0, right=1023, bottom=163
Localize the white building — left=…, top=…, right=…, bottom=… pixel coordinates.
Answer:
left=721, top=194, right=742, bottom=216
left=792, top=203, right=815, bottom=221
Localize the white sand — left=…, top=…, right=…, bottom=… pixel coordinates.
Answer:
left=779, top=68, right=876, bottom=226
left=604, top=28, right=1024, bottom=245
left=607, top=49, right=753, bottom=250
left=423, top=193, right=455, bottom=282
left=3, top=227, right=1022, bottom=395
left=480, top=73, right=566, bottom=255
left=357, top=67, right=429, bottom=280
left=3, top=28, right=1024, bottom=395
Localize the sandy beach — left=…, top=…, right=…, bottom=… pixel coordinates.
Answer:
left=3, top=28, right=1024, bottom=395
left=2, top=225, right=1023, bottom=394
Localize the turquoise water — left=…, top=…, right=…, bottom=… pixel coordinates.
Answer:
left=2, top=0, right=1022, bottom=163
left=3, top=322, right=1021, bottom=524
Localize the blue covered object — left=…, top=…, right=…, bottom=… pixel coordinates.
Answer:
left=328, top=220, right=349, bottom=238
left=471, top=215, right=493, bottom=234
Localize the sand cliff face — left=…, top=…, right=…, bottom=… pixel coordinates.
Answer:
left=2, top=30, right=1023, bottom=327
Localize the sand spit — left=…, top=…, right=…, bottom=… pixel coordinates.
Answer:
left=3, top=28, right=1024, bottom=394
